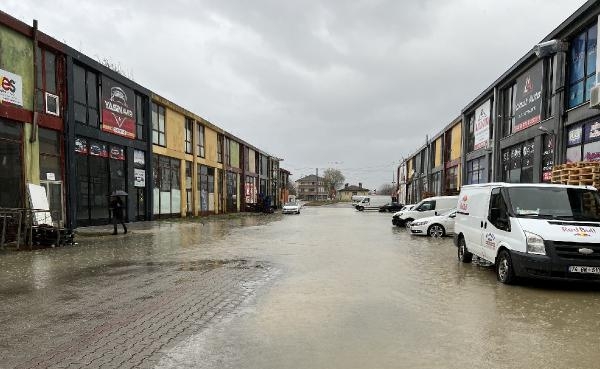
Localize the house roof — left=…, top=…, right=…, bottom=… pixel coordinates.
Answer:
left=296, top=174, right=324, bottom=182
left=338, top=185, right=369, bottom=192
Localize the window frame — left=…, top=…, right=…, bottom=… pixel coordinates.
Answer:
left=197, top=123, right=205, bottom=158
left=184, top=118, right=193, bottom=154
left=568, top=23, right=597, bottom=108
left=152, top=103, right=166, bottom=147
left=73, top=64, right=99, bottom=128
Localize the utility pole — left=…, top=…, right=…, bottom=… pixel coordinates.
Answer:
left=316, top=168, right=319, bottom=201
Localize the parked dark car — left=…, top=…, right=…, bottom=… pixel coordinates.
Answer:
left=378, top=202, right=404, bottom=212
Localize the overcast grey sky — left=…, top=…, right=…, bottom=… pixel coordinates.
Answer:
left=4, top=0, right=588, bottom=190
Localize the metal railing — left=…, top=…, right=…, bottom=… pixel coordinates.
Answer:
left=0, top=208, right=62, bottom=250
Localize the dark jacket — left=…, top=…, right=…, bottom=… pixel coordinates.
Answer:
left=110, top=197, right=124, bottom=220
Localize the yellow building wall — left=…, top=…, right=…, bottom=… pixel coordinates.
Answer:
left=230, top=141, right=240, bottom=169
left=248, top=149, right=256, bottom=173
left=451, top=122, right=462, bottom=161
left=434, top=137, right=442, bottom=167
left=204, top=127, right=219, bottom=165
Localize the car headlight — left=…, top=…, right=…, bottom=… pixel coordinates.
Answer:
left=525, top=231, right=546, bottom=255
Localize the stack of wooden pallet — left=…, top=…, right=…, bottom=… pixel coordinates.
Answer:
left=551, top=162, right=600, bottom=187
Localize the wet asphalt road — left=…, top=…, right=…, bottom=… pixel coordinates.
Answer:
left=2, top=204, right=600, bottom=368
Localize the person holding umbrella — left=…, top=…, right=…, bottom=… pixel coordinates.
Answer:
left=109, top=190, right=128, bottom=235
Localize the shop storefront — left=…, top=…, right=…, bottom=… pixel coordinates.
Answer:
left=0, top=118, right=23, bottom=208
left=198, top=164, right=216, bottom=214
left=226, top=171, right=238, bottom=212
left=501, top=140, right=535, bottom=183
left=66, top=51, right=152, bottom=228
left=152, top=154, right=181, bottom=218
left=566, top=118, right=600, bottom=163
left=74, top=138, right=127, bottom=224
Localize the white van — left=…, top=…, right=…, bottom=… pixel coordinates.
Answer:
left=392, top=196, right=458, bottom=227
left=355, top=196, right=390, bottom=211
left=455, top=183, right=600, bottom=284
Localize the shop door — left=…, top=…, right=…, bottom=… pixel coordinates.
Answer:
left=134, top=188, right=145, bottom=220
left=40, top=181, right=64, bottom=227
left=89, top=156, right=110, bottom=224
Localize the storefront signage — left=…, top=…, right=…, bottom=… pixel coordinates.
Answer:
left=134, top=150, right=145, bottom=167
left=474, top=100, right=491, bottom=150
left=110, top=146, right=125, bottom=160
left=134, top=168, right=146, bottom=187
left=0, top=68, right=23, bottom=106
left=513, top=61, right=543, bottom=133
left=89, top=142, right=108, bottom=157
left=568, top=126, right=583, bottom=146
left=101, top=76, right=136, bottom=139
left=584, top=141, right=600, bottom=162
left=75, top=137, right=88, bottom=154
left=585, top=121, right=600, bottom=142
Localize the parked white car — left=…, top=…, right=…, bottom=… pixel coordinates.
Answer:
left=392, top=204, right=415, bottom=226
left=393, top=196, right=458, bottom=228
left=409, top=209, right=456, bottom=237
left=282, top=202, right=301, bottom=214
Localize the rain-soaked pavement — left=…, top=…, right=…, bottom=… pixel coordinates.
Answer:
left=2, top=204, right=600, bottom=369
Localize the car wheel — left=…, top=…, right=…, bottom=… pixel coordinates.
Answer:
left=457, top=237, right=472, bottom=263
left=496, top=249, right=516, bottom=284
left=357, top=206, right=364, bottom=211
left=404, top=219, right=414, bottom=229
left=428, top=224, right=445, bottom=238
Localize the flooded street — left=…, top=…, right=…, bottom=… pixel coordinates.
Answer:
left=2, top=205, right=600, bottom=368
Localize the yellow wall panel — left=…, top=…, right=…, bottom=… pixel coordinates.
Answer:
left=249, top=149, right=256, bottom=173
left=451, top=122, right=462, bottom=161
left=165, top=107, right=185, bottom=152
left=434, top=138, right=442, bottom=167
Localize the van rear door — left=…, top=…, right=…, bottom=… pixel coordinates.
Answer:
left=462, top=188, right=490, bottom=259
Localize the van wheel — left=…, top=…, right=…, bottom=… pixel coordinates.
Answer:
left=457, top=237, right=472, bottom=263
left=496, top=250, right=516, bottom=284
left=428, top=224, right=445, bottom=238
left=404, top=219, right=414, bottom=229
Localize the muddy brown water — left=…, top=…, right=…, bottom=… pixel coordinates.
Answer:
left=1, top=205, right=600, bottom=368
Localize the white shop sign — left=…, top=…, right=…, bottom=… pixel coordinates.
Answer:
left=0, top=68, right=23, bottom=107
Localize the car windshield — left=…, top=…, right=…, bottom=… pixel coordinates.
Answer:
left=507, top=187, right=600, bottom=221
left=285, top=202, right=297, bottom=206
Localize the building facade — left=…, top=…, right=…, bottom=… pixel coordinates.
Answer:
left=0, top=12, right=68, bottom=225
left=0, top=10, right=285, bottom=230
left=65, top=48, right=152, bottom=228
left=337, top=183, right=369, bottom=201
left=400, top=1, right=600, bottom=197
left=296, top=174, right=327, bottom=201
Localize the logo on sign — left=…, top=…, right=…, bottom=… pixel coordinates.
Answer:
left=1, top=76, right=16, bottom=93
left=523, top=76, right=533, bottom=94
left=484, top=233, right=496, bottom=250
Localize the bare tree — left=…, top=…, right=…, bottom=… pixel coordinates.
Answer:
left=378, top=183, right=395, bottom=196
left=95, top=55, right=135, bottom=81
left=323, top=168, right=345, bottom=199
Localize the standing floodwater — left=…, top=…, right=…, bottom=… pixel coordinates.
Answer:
left=1, top=205, right=599, bottom=369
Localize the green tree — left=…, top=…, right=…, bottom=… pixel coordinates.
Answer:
left=323, top=168, right=345, bottom=199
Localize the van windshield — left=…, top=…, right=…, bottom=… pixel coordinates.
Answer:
left=507, top=187, right=600, bottom=221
